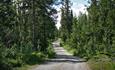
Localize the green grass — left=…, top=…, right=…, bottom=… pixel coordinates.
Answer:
left=13, top=65, right=38, bottom=70
left=88, top=60, right=115, bottom=70
left=63, top=44, right=74, bottom=54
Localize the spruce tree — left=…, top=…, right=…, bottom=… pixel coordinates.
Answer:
left=60, top=0, right=73, bottom=42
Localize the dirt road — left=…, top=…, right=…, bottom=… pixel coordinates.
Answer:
left=32, top=40, right=90, bottom=70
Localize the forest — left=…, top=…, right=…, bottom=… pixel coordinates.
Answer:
left=0, top=0, right=58, bottom=70
left=0, top=0, right=115, bottom=70
left=59, top=0, right=115, bottom=70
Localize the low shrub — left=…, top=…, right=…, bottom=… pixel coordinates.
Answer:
left=0, top=61, right=12, bottom=70
left=25, top=52, right=45, bottom=65
left=7, top=59, right=23, bottom=67
left=0, top=44, right=13, bottom=70
left=47, top=45, right=56, bottom=58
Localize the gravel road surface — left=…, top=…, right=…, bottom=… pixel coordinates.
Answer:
left=32, top=40, right=90, bottom=70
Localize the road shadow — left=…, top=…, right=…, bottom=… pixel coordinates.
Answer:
left=45, top=54, right=86, bottom=64
left=42, top=40, right=86, bottom=65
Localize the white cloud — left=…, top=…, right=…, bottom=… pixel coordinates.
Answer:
left=56, top=11, right=61, bottom=29
left=55, top=3, right=89, bottom=29
left=72, top=4, right=88, bottom=17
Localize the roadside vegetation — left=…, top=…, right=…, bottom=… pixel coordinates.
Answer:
left=0, top=0, right=57, bottom=70
left=59, top=0, right=115, bottom=70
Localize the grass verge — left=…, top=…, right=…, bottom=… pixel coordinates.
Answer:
left=88, top=58, right=115, bottom=70
left=13, top=65, right=38, bottom=70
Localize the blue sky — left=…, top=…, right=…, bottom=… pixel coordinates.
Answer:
left=56, top=0, right=90, bottom=29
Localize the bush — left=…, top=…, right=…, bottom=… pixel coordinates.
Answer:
left=0, top=43, right=25, bottom=69
left=7, top=59, right=23, bottom=67
left=0, top=44, right=13, bottom=70
left=0, top=41, right=50, bottom=69
left=47, top=45, right=56, bottom=58
left=0, top=61, right=12, bottom=70
left=25, top=52, right=45, bottom=65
